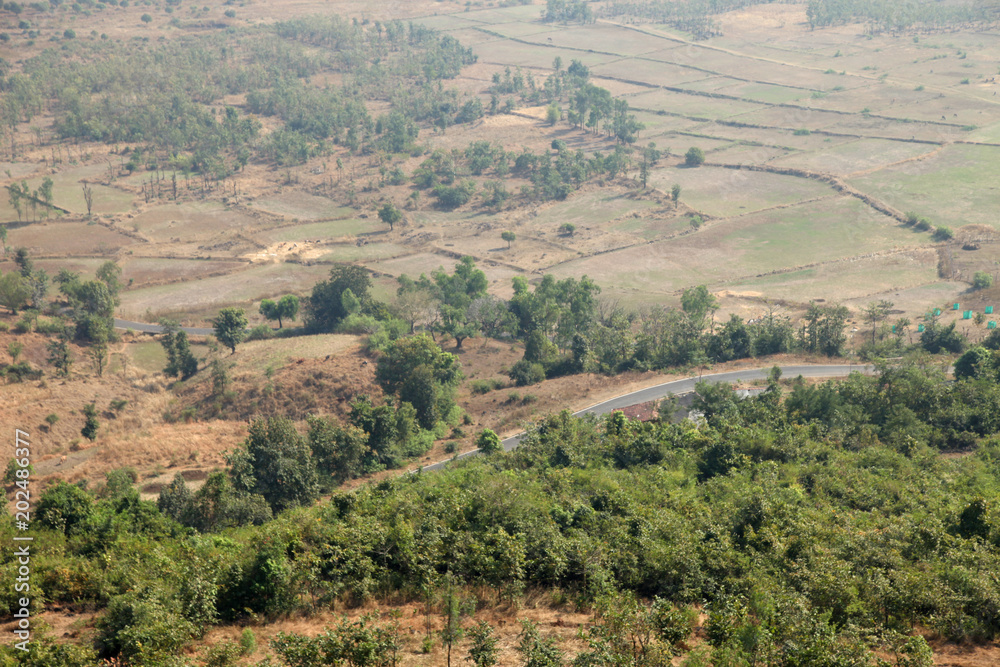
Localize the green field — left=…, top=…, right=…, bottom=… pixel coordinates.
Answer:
left=548, top=196, right=917, bottom=293
left=771, top=137, right=937, bottom=176
left=848, top=143, right=1000, bottom=229
left=724, top=251, right=942, bottom=305
left=648, top=165, right=834, bottom=218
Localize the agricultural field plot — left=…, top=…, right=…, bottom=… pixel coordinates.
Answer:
left=523, top=190, right=664, bottom=233
left=965, top=120, right=1000, bottom=143
left=848, top=143, right=1000, bottom=229
left=434, top=233, right=579, bottom=270
left=860, top=91, right=1000, bottom=128
left=316, top=242, right=411, bottom=264
left=258, top=218, right=377, bottom=244
left=248, top=193, right=354, bottom=221
left=471, top=38, right=617, bottom=69
left=678, top=77, right=810, bottom=105
left=119, top=258, right=249, bottom=288
left=1, top=257, right=105, bottom=280
left=705, top=143, right=792, bottom=167
left=548, top=196, right=917, bottom=294
left=522, top=25, right=677, bottom=58
left=18, top=164, right=136, bottom=216
left=0, top=161, right=42, bottom=180
left=605, top=212, right=694, bottom=243
left=628, top=111, right=708, bottom=139
left=725, top=105, right=861, bottom=132
left=677, top=123, right=854, bottom=152
left=408, top=14, right=482, bottom=32
left=5, top=221, right=138, bottom=256
left=770, top=138, right=939, bottom=176
left=646, top=164, right=834, bottom=218
left=635, top=43, right=855, bottom=91
left=589, top=58, right=721, bottom=88
left=723, top=249, right=943, bottom=307
left=458, top=4, right=544, bottom=25
left=433, top=28, right=501, bottom=49
left=129, top=202, right=266, bottom=243
left=823, top=114, right=970, bottom=142
left=477, top=21, right=569, bottom=39
left=626, top=88, right=765, bottom=120
left=119, top=262, right=331, bottom=319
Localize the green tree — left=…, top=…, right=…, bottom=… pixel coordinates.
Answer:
left=684, top=146, right=705, bottom=167
left=0, top=271, right=30, bottom=312
left=81, top=403, right=99, bottom=441
left=545, top=102, right=560, bottom=126
left=213, top=307, right=248, bottom=354
left=681, top=285, right=718, bottom=331
left=96, top=260, right=124, bottom=302
left=260, top=295, right=299, bottom=328
left=559, top=222, right=576, bottom=236
left=88, top=318, right=110, bottom=376
left=863, top=299, right=894, bottom=345
left=467, top=621, right=499, bottom=667
left=475, top=428, right=503, bottom=455
left=141, top=12, right=152, bottom=23
left=227, top=416, right=318, bottom=513
left=953, top=346, right=995, bottom=381
left=501, top=230, right=516, bottom=249
left=973, top=271, right=994, bottom=290
left=36, top=481, right=93, bottom=535
left=671, top=183, right=681, bottom=202
left=306, top=265, right=373, bottom=332
left=38, top=176, right=53, bottom=218
left=376, top=334, right=463, bottom=429
left=161, top=321, right=199, bottom=380
left=440, top=573, right=468, bottom=667
left=47, top=337, right=72, bottom=377
left=378, top=201, right=402, bottom=231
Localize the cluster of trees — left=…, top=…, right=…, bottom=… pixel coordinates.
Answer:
left=408, top=138, right=646, bottom=210
left=7, top=358, right=1000, bottom=664
left=5, top=176, right=53, bottom=221
left=805, top=0, right=995, bottom=33
left=301, top=256, right=982, bottom=394
left=4, top=15, right=479, bottom=170
left=601, top=0, right=771, bottom=38
left=543, top=0, right=594, bottom=23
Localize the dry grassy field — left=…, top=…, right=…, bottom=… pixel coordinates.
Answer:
left=4, top=0, right=999, bottom=327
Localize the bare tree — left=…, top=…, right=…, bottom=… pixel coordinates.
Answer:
left=82, top=183, right=94, bottom=217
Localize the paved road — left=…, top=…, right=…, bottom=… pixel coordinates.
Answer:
left=415, top=364, right=876, bottom=473
left=112, top=316, right=879, bottom=473
left=115, top=318, right=216, bottom=336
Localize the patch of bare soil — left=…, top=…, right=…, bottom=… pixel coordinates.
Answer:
left=929, top=638, right=1000, bottom=667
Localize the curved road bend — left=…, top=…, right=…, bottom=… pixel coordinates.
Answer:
left=416, top=364, right=877, bottom=473
left=114, top=317, right=877, bottom=473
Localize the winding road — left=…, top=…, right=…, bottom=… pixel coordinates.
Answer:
left=416, top=363, right=877, bottom=472
left=114, top=317, right=876, bottom=474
